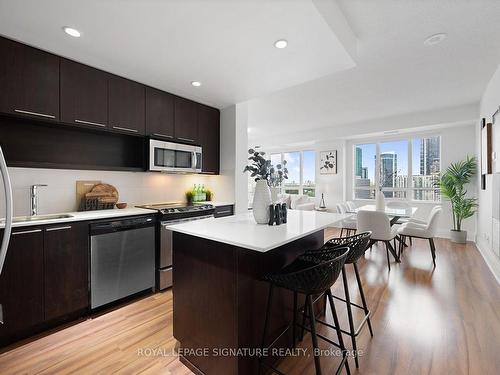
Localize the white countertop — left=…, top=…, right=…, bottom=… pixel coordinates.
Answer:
left=167, top=210, right=352, bottom=252
left=0, top=207, right=156, bottom=229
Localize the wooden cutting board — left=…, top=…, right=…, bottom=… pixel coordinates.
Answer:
left=86, top=183, right=119, bottom=203
left=76, top=180, right=101, bottom=208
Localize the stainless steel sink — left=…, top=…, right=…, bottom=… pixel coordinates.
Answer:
left=0, top=214, right=73, bottom=224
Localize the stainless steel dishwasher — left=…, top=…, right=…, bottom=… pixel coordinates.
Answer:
left=90, top=216, right=156, bottom=309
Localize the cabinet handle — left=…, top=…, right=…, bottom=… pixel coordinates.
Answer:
left=14, top=109, right=55, bottom=119
left=46, top=225, right=72, bottom=232
left=75, top=119, right=106, bottom=128
left=113, top=126, right=138, bottom=133
left=153, top=133, right=174, bottom=139
left=12, top=229, right=42, bottom=235
left=178, top=137, right=194, bottom=142
left=217, top=210, right=232, bottom=214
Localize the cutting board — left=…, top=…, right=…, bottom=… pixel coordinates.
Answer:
left=76, top=180, right=101, bottom=209
left=86, top=183, right=119, bottom=202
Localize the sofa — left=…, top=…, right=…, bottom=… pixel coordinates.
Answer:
left=277, top=193, right=315, bottom=211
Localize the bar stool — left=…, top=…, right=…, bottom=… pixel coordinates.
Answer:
left=300, top=232, right=373, bottom=368
left=259, top=247, right=351, bottom=375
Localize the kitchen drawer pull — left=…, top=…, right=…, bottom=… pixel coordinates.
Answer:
left=75, top=119, right=106, bottom=127
left=112, top=126, right=138, bottom=133
left=12, top=229, right=42, bottom=235
left=46, top=225, right=72, bottom=232
left=217, top=210, right=232, bottom=214
left=178, top=137, right=194, bottom=142
left=153, top=133, right=174, bottom=139
left=14, top=109, right=55, bottom=119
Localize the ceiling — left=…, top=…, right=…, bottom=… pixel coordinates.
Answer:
left=248, top=0, right=500, bottom=144
left=0, top=0, right=355, bottom=108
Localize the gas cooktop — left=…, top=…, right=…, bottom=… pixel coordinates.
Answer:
left=136, top=202, right=214, bottom=216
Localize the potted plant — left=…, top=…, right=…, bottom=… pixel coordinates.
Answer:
left=243, top=148, right=273, bottom=224
left=438, top=155, right=477, bottom=243
left=185, top=190, right=194, bottom=206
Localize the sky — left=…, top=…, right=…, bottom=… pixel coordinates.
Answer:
left=271, top=151, right=315, bottom=185
left=357, top=139, right=435, bottom=182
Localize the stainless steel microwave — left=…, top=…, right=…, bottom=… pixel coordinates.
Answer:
left=149, top=139, right=202, bottom=173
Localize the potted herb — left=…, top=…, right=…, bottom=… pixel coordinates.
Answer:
left=438, top=156, right=477, bottom=243
left=185, top=190, right=194, bottom=206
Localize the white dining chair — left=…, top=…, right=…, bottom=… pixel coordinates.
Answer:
left=357, top=210, right=399, bottom=270
left=345, top=201, right=357, bottom=212
left=397, top=208, right=442, bottom=266
left=336, top=203, right=357, bottom=237
left=407, top=205, right=440, bottom=225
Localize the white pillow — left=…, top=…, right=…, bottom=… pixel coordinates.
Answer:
left=290, top=195, right=309, bottom=209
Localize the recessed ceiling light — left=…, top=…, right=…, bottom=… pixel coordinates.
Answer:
left=274, top=39, right=288, bottom=49
left=191, top=81, right=201, bottom=87
left=63, top=26, right=81, bottom=38
left=424, top=33, right=447, bottom=46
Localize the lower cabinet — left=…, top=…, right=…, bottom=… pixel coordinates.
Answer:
left=44, top=222, right=89, bottom=322
left=0, top=227, right=44, bottom=345
left=0, top=222, right=90, bottom=346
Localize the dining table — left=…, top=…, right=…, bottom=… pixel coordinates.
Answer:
left=346, top=204, right=418, bottom=262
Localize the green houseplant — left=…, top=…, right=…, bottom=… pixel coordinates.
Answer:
left=438, top=155, right=477, bottom=243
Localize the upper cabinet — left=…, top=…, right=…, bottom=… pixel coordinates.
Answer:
left=60, top=59, right=109, bottom=129
left=174, top=96, right=198, bottom=143
left=198, top=104, right=220, bottom=174
left=145, top=87, right=175, bottom=140
left=0, top=37, right=59, bottom=121
left=108, top=76, right=145, bottom=135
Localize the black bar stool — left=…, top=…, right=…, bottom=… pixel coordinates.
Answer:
left=300, top=232, right=373, bottom=368
left=259, top=247, right=351, bottom=375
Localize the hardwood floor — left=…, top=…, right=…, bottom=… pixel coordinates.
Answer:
left=0, top=229, right=499, bottom=374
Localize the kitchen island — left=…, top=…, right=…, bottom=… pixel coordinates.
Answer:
left=168, top=210, right=349, bottom=375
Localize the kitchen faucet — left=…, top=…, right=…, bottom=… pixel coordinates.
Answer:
left=30, top=184, right=47, bottom=216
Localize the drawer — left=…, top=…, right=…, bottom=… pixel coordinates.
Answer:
left=214, top=205, right=234, bottom=218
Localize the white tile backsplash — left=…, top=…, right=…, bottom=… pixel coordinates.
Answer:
left=0, top=167, right=220, bottom=217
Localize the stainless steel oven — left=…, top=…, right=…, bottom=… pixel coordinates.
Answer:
left=149, top=139, right=202, bottom=173
left=159, top=213, right=213, bottom=289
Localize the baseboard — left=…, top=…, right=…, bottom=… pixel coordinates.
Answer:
left=475, top=238, right=500, bottom=285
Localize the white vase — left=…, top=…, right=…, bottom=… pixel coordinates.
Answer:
left=270, top=187, right=279, bottom=203
left=252, top=180, right=272, bottom=224
left=375, top=190, right=386, bottom=211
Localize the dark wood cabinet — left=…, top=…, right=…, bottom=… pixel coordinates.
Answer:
left=145, top=87, right=174, bottom=140
left=44, top=222, right=89, bottom=322
left=0, top=37, right=59, bottom=121
left=174, top=96, right=198, bottom=143
left=108, top=76, right=145, bottom=135
left=198, top=104, right=220, bottom=174
left=60, top=59, right=108, bottom=129
left=0, top=227, right=44, bottom=345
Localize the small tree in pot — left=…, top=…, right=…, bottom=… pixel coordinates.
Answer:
left=438, top=155, right=477, bottom=243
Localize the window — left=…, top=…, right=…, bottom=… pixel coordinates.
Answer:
left=412, top=137, right=441, bottom=201
left=353, top=136, right=440, bottom=202
left=302, top=151, right=316, bottom=197
left=268, top=150, right=316, bottom=196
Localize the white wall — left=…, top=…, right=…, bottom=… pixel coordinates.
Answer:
left=345, top=125, right=477, bottom=240
left=315, top=139, right=346, bottom=210
left=0, top=167, right=226, bottom=217
left=215, top=103, right=248, bottom=214
left=477, top=63, right=500, bottom=283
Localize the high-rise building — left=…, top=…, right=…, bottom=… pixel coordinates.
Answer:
left=355, top=147, right=362, bottom=177
left=361, top=167, right=368, bottom=179
left=379, top=152, right=397, bottom=198
left=420, top=137, right=440, bottom=175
